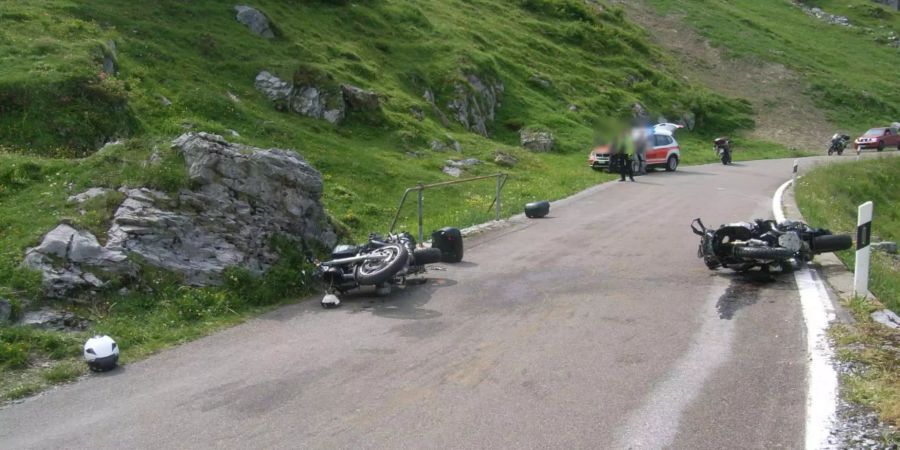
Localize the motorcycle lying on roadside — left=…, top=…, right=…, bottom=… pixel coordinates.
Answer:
left=828, top=133, right=850, bottom=156
left=313, top=232, right=443, bottom=308
left=714, top=137, right=733, bottom=165
left=690, top=218, right=852, bottom=273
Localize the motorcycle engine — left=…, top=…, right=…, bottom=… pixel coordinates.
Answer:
left=778, top=232, right=802, bottom=253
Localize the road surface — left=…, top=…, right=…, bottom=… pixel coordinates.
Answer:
left=2, top=157, right=848, bottom=449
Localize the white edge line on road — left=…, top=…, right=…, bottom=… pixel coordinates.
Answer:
left=773, top=178, right=838, bottom=450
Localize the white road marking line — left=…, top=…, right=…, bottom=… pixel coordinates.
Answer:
left=773, top=178, right=838, bottom=450
left=614, top=278, right=733, bottom=449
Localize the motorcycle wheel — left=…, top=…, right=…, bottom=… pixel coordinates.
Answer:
left=733, top=246, right=795, bottom=260
left=828, top=148, right=833, bottom=156
left=412, top=247, right=442, bottom=265
left=812, top=234, right=852, bottom=253
left=354, top=244, right=409, bottom=286
left=837, top=149, right=843, bottom=156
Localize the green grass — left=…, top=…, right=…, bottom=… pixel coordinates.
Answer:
left=830, top=297, right=900, bottom=432
left=795, top=157, right=900, bottom=312
left=645, top=0, right=900, bottom=134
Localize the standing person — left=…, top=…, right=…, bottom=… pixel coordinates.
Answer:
left=633, top=126, right=649, bottom=175
left=612, top=136, right=635, bottom=182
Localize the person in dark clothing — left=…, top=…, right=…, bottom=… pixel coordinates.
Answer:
left=611, top=137, right=635, bottom=182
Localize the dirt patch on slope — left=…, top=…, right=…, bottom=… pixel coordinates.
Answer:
left=619, top=1, right=835, bottom=151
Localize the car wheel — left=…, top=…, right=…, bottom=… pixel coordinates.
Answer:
left=877, top=141, right=885, bottom=152
left=665, top=155, right=678, bottom=172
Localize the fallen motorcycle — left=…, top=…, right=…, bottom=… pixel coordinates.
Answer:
left=828, top=133, right=850, bottom=156
left=714, top=137, right=733, bottom=165
left=690, top=218, right=852, bottom=272
left=314, top=232, right=443, bottom=308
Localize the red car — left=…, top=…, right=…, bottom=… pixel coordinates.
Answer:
left=854, top=127, right=900, bottom=152
left=588, top=124, right=682, bottom=172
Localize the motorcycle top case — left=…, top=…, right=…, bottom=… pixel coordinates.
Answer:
left=431, top=227, right=463, bottom=263
left=524, top=200, right=550, bottom=219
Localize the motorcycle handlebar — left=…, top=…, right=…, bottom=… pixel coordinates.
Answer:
left=690, top=218, right=706, bottom=236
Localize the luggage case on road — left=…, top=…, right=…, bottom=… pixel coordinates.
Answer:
left=431, top=227, right=463, bottom=263
left=524, top=201, right=550, bottom=218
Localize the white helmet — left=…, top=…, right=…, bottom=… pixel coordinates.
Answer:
left=84, top=335, right=119, bottom=372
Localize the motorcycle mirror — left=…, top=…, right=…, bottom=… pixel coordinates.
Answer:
left=690, top=218, right=706, bottom=236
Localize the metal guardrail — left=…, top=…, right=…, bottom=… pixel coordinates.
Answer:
left=388, top=173, right=509, bottom=243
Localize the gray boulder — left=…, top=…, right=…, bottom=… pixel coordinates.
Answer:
left=235, top=5, right=275, bottom=38
left=871, top=309, right=900, bottom=330
left=24, top=133, right=336, bottom=297
left=446, top=74, right=504, bottom=137
left=494, top=152, right=518, bottom=167
left=68, top=187, right=113, bottom=204
left=22, top=308, right=88, bottom=331
left=445, top=158, right=483, bottom=168
left=872, top=241, right=898, bottom=254
left=341, top=84, right=380, bottom=111
left=23, top=224, right=132, bottom=298
left=255, top=71, right=292, bottom=102
left=520, top=129, right=555, bottom=152
left=102, top=40, right=118, bottom=75
left=442, top=166, right=462, bottom=178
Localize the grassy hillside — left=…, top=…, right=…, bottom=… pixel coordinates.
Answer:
left=796, top=157, right=900, bottom=312
left=0, top=0, right=764, bottom=293
left=644, top=0, right=900, bottom=134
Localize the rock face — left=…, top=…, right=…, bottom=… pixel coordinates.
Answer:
left=255, top=71, right=380, bottom=124
left=520, top=129, right=555, bottom=152
left=235, top=5, right=276, bottom=38
left=341, top=85, right=380, bottom=111
left=254, top=71, right=292, bottom=102
left=442, top=158, right=482, bottom=177
left=24, top=133, right=336, bottom=297
left=446, top=74, right=504, bottom=137
left=68, top=187, right=113, bottom=204
left=22, top=308, right=88, bottom=331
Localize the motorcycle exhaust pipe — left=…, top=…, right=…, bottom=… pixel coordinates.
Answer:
left=320, top=254, right=390, bottom=267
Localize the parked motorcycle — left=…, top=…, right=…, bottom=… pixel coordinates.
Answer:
left=828, top=133, right=850, bottom=156
left=714, top=137, right=732, bottom=165
left=314, top=232, right=442, bottom=308
left=690, top=218, right=852, bottom=272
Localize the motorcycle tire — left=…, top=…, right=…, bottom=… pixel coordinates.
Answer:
left=412, top=247, right=442, bottom=265
left=828, top=148, right=833, bottom=156
left=837, top=149, right=843, bottom=156
left=812, top=234, right=852, bottom=253
left=733, top=246, right=795, bottom=260
left=354, top=244, right=409, bottom=286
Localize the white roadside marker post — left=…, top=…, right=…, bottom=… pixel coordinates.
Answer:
left=792, top=159, right=799, bottom=189
left=853, top=201, right=873, bottom=298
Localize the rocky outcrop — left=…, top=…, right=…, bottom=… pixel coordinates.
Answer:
left=68, top=187, right=113, bottom=204
left=442, top=158, right=482, bottom=177
left=24, top=133, right=336, bottom=298
left=341, top=85, right=380, bottom=111
left=520, top=129, right=555, bottom=152
left=235, top=5, right=276, bottom=38
left=424, top=89, right=451, bottom=127
left=254, top=71, right=292, bottom=103
left=255, top=71, right=381, bottom=124
left=446, top=74, right=504, bottom=137
left=494, top=152, right=518, bottom=167
left=22, top=308, right=89, bottom=331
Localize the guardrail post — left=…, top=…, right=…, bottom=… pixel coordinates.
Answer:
left=792, top=159, right=799, bottom=188
left=853, top=201, right=873, bottom=298
left=417, top=184, right=424, bottom=244
left=495, top=175, right=502, bottom=221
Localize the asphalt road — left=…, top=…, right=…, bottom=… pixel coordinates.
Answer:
left=1, top=156, right=858, bottom=449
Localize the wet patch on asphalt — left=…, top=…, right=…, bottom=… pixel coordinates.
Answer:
left=716, top=272, right=786, bottom=320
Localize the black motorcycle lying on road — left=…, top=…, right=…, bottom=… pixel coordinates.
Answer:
left=714, top=137, right=733, bottom=165
left=314, top=232, right=443, bottom=308
left=690, top=218, right=852, bottom=272
left=828, top=133, right=850, bottom=156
